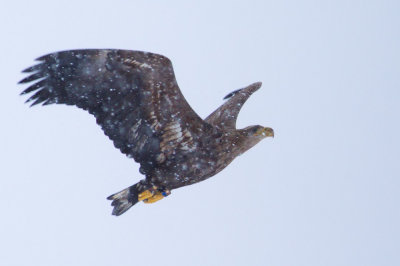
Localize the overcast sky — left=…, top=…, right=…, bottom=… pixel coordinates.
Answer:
left=1, top=1, right=399, bottom=266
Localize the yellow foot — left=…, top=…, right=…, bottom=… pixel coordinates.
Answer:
left=143, top=192, right=164, bottom=204
left=143, top=189, right=171, bottom=204
left=138, top=186, right=157, bottom=201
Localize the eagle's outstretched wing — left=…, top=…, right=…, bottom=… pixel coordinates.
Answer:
left=205, top=82, right=261, bottom=130
left=20, top=49, right=212, bottom=175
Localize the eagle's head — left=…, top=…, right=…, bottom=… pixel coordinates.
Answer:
left=247, top=125, right=274, bottom=139
left=235, top=125, right=274, bottom=155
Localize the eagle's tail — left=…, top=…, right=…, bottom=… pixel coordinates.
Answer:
left=107, top=182, right=145, bottom=216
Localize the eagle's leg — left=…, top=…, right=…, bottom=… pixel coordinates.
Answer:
left=143, top=187, right=171, bottom=204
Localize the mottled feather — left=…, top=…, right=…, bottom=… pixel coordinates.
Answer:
left=19, top=49, right=212, bottom=175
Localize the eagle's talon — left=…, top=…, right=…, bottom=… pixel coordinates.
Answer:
left=142, top=188, right=171, bottom=204
left=143, top=192, right=164, bottom=204
left=138, top=189, right=154, bottom=201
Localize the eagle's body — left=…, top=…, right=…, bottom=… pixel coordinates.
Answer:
left=20, top=49, right=274, bottom=215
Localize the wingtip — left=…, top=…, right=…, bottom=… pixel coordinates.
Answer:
left=21, top=63, right=42, bottom=73
left=251, top=81, right=262, bottom=89
left=223, top=88, right=241, bottom=100
left=35, top=53, right=52, bottom=62
left=24, top=97, right=35, bottom=105
left=223, top=81, right=262, bottom=100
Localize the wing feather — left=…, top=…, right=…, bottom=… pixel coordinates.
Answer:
left=20, top=49, right=212, bottom=175
left=205, top=82, right=262, bottom=130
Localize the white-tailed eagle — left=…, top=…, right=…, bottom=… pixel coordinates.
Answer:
left=19, top=49, right=274, bottom=215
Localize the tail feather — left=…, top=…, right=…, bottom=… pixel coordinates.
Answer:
left=107, top=183, right=141, bottom=216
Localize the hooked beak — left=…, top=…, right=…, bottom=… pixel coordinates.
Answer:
left=257, top=127, right=274, bottom=138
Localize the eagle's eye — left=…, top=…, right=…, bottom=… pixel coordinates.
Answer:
left=250, top=126, right=262, bottom=135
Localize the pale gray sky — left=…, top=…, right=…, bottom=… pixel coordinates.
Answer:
left=1, top=1, right=399, bottom=266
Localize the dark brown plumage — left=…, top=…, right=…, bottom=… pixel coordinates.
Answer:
left=19, top=49, right=274, bottom=215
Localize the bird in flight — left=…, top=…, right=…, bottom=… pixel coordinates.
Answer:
left=19, top=49, right=274, bottom=216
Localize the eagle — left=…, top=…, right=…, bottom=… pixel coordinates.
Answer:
left=19, top=49, right=274, bottom=216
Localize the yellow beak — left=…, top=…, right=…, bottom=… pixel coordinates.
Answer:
left=257, top=127, right=274, bottom=137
